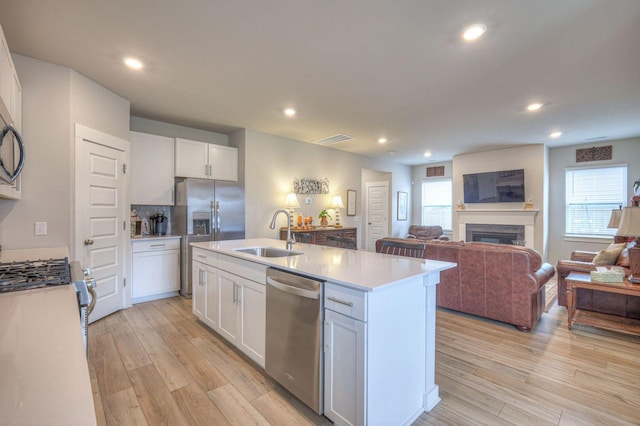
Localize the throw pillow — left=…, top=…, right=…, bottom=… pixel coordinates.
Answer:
left=616, top=247, right=629, bottom=267
left=593, top=243, right=626, bottom=265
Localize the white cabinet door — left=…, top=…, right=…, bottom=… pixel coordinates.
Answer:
left=217, top=270, right=240, bottom=345
left=324, top=309, right=366, bottom=426
left=132, top=249, right=179, bottom=300
left=130, top=132, right=175, bottom=205
left=239, top=278, right=265, bottom=367
left=208, top=144, right=238, bottom=181
left=0, top=32, right=11, bottom=112
left=175, top=138, right=238, bottom=181
left=192, top=261, right=206, bottom=318
left=175, top=138, right=209, bottom=179
left=204, top=265, right=219, bottom=330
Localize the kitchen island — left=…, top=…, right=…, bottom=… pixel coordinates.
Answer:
left=191, top=238, right=456, bottom=426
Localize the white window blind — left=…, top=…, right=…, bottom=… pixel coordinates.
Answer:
left=565, top=165, right=627, bottom=237
left=421, top=179, right=452, bottom=230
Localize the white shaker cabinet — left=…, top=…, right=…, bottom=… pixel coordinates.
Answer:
left=191, top=251, right=266, bottom=367
left=324, top=283, right=367, bottom=426
left=175, top=138, right=238, bottom=181
left=0, top=24, right=22, bottom=201
left=130, top=131, right=175, bottom=205
left=131, top=238, right=180, bottom=303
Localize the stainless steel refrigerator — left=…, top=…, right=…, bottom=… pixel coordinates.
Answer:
left=174, top=178, right=245, bottom=296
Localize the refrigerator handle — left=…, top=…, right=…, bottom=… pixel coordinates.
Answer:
left=210, top=201, right=216, bottom=241
left=216, top=201, right=221, bottom=240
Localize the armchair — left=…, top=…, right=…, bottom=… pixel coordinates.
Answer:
left=406, top=225, right=449, bottom=241
left=556, top=236, right=640, bottom=319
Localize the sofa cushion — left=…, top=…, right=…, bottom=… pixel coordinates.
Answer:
left=593, top=243, right=626, bottom=265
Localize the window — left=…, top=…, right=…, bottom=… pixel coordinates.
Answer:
left=421, top=179, right=452, bottom=230
left=565, top=165, right=627, bottom=237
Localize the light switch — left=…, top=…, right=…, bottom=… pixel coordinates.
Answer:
left=305, top=197, right=312, bottom=204
left=35, top=222, right=47, bottom=236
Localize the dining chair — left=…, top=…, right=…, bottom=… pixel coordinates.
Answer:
left=326, top=235, right=357, bottom=250
left=378, top=239, right=426, bottom=259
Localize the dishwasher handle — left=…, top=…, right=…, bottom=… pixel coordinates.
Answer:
left=267, top=277, right=320, bottom=300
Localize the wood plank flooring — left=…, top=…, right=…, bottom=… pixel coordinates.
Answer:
left=89, top=297, right=640, bottom=425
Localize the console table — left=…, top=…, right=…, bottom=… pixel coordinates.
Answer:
left=280, top=227, right=357, bottom=248
left=566, top=272, right=640, bottom=335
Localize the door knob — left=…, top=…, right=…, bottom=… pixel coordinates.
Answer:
left=84, top=239, right=94, bottom=246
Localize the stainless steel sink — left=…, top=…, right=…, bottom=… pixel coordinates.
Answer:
left=233, top=246, right=303, bottom=258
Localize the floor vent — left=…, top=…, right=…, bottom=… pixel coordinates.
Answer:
left=312, top=134, right=353, bottom=145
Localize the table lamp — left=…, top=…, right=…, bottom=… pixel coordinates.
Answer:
left=332, top=195, right=345, bottom=228
left=607, top=206, right=623, bottom=229
left=616, top=207, right=640, bottom=283
left=284, top=192, right=300, bottom=228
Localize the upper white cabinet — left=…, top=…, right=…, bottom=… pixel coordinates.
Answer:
left=130, top=131, right=175, bottom=205
left=175, top=138, right=237, bottom=181
left=0, top=24, right=22, bottom=201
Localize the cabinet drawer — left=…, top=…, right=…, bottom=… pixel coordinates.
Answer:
left=132, top=238, right=180, bottom=253
left=325, top=282, right=367, bottom=322
left=193, top=248, right=217, bottom=267
left=218, top=254, right=267, bottom=284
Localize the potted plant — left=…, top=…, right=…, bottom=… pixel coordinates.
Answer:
left=318, top=209, right=332, bottom=226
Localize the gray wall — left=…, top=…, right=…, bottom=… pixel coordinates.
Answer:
left=452, top=144, right=548, bottom=257
left=0, top=54, right=130, bottom=250
left=410, top=161, right=453, bottom=237
left=130, top=116, right=229, bottom=145
left=237, top=129, right=412, bottom=245
left=548, top=137, right=640, bottom=264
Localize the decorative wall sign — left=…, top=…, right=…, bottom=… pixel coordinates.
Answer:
left=346, top=190, right=356, bottom=216
left=576, top=145, right=612, bottom=163
left=397, top=191, right=408, bottom=221
left=426, top=166, right=445, bottom=177
left=293, top=178, right=330, bottom=194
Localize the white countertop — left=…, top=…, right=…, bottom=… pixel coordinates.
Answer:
left=192, top=238, right=456, bottom=291
left=131, top=234, right=182, bottom=241
left=0, top=285, right=96, bottom=425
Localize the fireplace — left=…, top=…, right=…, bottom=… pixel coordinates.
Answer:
left=457, top=209, right=538, bottom=249
left=466, top=224, right=526, bottom=246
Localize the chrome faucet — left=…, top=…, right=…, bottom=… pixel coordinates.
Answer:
left=270, top=209, right=295, bottom=250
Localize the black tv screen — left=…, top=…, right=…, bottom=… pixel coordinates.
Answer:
left=463, top=169, right=525, bottom=203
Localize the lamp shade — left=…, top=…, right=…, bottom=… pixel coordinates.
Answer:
left=332, top=195, right=345, bottom=209
left=607, top=209, right=623, bottom=228
left=284, top=192, right=300, bottom=209
left=616, top=207, right=640, bottom=237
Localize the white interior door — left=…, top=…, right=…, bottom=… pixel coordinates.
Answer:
left=75, top=124, right=129, bottom=323
left=366, top=181, right=389, bottom=252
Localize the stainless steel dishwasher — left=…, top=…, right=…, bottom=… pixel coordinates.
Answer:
left=265, top=267, right=324, bottom=414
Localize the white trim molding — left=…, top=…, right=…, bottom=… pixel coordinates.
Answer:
left=456, top=209, right=539, bottom=249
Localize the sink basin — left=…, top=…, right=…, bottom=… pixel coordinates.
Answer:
left=233, top=246, right=303, bottom=258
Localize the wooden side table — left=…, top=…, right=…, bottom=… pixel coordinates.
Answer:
left=566, top=272, right=640, bottom=335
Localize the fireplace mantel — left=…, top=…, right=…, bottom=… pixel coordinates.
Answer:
left=456, top=209, right=539, bottom=248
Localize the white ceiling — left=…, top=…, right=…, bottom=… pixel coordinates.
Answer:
left=2, top=0, right=639, bottom=165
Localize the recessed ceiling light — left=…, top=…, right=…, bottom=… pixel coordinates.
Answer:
left=284, top=108, right=296, bottom=117
left=378, top=137, right=387, bottom=144
left=123, top=57, right=143, bottom=70
left=424, top=151, right=432, bottom=158
left=462, top=24, right=487, bottom=41
left=550, top=131, right=562, bottom=138
left=527, top=103, right=543, bottom=112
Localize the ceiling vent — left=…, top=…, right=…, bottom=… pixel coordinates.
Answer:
left=312, top=134, right=353, bottom=145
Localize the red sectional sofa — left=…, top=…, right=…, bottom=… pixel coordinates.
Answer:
left=376, top=238, right=556, bottom=331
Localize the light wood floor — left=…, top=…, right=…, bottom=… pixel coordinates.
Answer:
left=89, top=297, right=640, bottom=425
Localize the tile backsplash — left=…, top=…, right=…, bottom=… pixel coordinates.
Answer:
left=131, top=205, right=172, bottom=235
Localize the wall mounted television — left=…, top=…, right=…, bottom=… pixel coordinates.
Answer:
left=463, top=169, right=525, bottom=203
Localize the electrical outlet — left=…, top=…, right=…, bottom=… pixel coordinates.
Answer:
left=35, top=222, right=48, bottom=236
left=305, top=197, right=312, bottom=204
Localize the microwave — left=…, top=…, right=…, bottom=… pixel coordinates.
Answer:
left=0, top=98, right=24, bottom=185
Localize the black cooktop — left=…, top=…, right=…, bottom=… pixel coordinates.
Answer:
left=0, top=257, right=71, bottom=292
